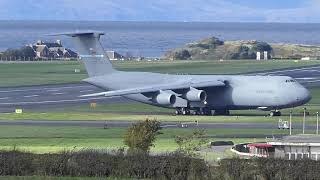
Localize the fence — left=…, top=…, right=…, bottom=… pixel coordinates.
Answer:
left=0, top=56, right=78, bottom=61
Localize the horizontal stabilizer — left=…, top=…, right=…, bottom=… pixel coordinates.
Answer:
left=80, top=80, right=225, bottom=98
left=48, top=31, right=105, bottom=37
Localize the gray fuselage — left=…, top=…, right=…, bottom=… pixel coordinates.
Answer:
left=85, top=71, right=311, bottom=111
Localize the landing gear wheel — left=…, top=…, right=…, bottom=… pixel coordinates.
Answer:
left=182, top=109, right=187, bottom=115
left=176, top=108, right=190, bottom=116
left=175, top=109, right=181, bottom=115
left=183, top=110, right=191, bottom=115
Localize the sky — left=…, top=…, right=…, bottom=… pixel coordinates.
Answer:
left=0, top=0, right=319, bottom=23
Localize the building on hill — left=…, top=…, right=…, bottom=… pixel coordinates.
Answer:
left=28, top=40, right=78, bottom=59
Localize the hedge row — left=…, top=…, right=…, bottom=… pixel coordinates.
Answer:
left=0, top=150, right=210, bottom=180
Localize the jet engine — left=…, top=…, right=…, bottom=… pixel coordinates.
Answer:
left=183, top=88, right=207, bottom=102
left=152, top=92, right=176, bottom=105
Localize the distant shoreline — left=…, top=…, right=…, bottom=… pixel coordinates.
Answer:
left=1, top=21, right=320, bottom=57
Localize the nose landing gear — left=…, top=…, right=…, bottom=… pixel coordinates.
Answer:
left=270, top=110, right=282, bottom=117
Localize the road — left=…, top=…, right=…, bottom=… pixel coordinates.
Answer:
left=0, top=64, right=319, bottom=113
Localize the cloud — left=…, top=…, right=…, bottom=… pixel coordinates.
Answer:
left=0, top=0, right=318, bottom=22
left=264, top=0, right=320, bottom=23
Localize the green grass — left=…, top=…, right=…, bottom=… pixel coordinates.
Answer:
left=0, top=177, right=134, bottom=180
left=0, top=125, right=310, bottom=153
left=114, top=60, right=320, bottom=74
left=0, top=111, right=311, bottom=123
left=0, top=61, right=86, bottom=87
left=0, top=60, right=319, bottom=87
left=62, top=103, right=172, bottom=113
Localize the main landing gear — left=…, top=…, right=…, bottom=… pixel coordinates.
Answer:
left=175, top=107, right=210, bottom=116
left=175, top=108, right=191, bottom=115
left=175, top=108, right=230, bottom=116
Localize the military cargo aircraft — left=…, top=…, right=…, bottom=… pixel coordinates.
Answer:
left=53, top=31, right=311, bottom=116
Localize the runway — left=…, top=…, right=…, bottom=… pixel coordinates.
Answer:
left=249, top=64, right=320, bottom=87
left=0, top=83, right=131, bottom=112
left=0, top=64, right=319, bottom=113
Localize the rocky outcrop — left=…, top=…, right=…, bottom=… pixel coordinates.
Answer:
left=164, top=36, right=320, bottom=60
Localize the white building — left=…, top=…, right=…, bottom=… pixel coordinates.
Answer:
left=232, top=134, right=320, bottom=161
left=269, top=134, right=320, bottom=160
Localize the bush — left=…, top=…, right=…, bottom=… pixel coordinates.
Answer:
left=0, top=150, right=210, bottom=180
left=189, top=37, right=224, bottom=49
left=217, top=158, right=320, bottom=180
left=123, top=119, right=162, bottom=153
left=171, top=49, right=191, bottom=60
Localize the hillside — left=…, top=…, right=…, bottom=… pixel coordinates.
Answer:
left=164, top=37, right=320, bottom=60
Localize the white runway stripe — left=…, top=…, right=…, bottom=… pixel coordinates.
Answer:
left=0, top=85, right=92, bottom=93
left=0, top=96, right=114, bottom=105
left=23, top=95, right=39, bottom=98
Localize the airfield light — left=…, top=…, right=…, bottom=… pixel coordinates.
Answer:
left=303, top=108, right=306, bottom=134
left=289, top=110, right=292, bottom=136
left=317, top=112, right=319, bottom=135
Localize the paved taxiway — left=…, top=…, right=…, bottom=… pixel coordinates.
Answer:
left=249, top=64, right=320, bottom=87
left=0, top=83, right=131, bottom=112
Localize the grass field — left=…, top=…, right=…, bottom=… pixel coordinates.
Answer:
left=0, top=124, right=312, bottom=154
left=0, top=60, right=319, bottom=87
left=0, top=177, right=132, bottom=180
left=0, top=111, right=318, bottom=124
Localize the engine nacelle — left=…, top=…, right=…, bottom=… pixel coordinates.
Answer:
left=152, top=92, right=176, bottom=105
left=183, top=88, right=207, bottom=102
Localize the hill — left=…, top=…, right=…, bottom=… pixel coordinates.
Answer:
left=164, top=37, right=320, bottom=60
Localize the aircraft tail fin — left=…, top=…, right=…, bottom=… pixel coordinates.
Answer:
left=50, top=31, right=116, bottom=77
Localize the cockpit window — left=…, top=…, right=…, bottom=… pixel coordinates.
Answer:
left=285, top=79, right=296, bottom=83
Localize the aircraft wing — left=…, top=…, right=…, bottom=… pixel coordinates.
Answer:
left=80, top=80, right=225, bottom=97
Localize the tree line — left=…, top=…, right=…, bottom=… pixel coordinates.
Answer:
left=0, top=46, right=36, bottom=60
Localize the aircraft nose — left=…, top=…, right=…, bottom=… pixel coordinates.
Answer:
left=297, top=87, right=311, bottom=104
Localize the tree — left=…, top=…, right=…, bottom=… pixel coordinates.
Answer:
left=123, top=119, right=162, bottom=153
left=20, top=46, right=36, bottom=58
left=252, top=42, right=272, bottom=52
left=175, top=129, right=208, bottom=157
left=1, top=46, right=36, bottom=60
left=172, top=49, right=191, bottom=60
